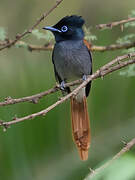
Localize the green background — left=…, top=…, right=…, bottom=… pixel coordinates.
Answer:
left=0, top=0, right=135, bottom=179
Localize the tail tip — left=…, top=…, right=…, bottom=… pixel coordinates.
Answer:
left=79, top=150, right=89, bottom=161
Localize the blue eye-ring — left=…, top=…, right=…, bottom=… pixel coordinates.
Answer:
left=61, top=25, right=68, bottom=32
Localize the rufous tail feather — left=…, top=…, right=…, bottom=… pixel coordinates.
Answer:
left=70, top=96, right=91, bottom=161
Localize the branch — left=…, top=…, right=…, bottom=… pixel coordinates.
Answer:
left=0, top=0, right=63, bottom=51
left=0, top=81, right=82, bottom=107
left=0, top=52, right=135, bottom=108
left=91, top=41, right=135, bottom=52
left=27, top=41, right=135, bottom=52
left=85, top=138, right=135, bottom=179
left=0, top=86, right=59, bottom=107
left=96, top=17, right=135, bottom=29
left=0, top=53, right=135, bottom=129
left=1, top=40, right=135, bottom=52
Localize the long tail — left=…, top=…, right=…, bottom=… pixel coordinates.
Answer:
left=70, top=95, right=91, bottom=161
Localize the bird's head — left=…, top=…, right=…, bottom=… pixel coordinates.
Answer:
left=43, top=15, right=85, bottom=42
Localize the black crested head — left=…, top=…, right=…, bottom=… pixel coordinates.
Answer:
left=43, top=15, right=85, bottom=42
left=54, top=15, right=85, bottom=29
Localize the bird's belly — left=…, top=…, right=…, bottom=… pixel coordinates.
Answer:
left=55, top=57, right=83, bottom=82
left=53, top=40, right=92, bottom=82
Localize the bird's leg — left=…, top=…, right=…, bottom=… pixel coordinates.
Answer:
left=82, top=75, right=87, bottom=81
left=60, top=80, right=66, bottom=91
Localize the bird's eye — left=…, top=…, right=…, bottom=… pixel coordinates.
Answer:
left=61, top=25, right=68, bottom=32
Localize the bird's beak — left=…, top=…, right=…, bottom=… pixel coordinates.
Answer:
left=42, top=26, right=61, bottom=33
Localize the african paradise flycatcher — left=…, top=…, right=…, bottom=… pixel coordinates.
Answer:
left=43, top=15, right=92, bottom=160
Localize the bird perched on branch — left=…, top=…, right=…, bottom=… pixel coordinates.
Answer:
left=43, top=15, right=92, bottom=161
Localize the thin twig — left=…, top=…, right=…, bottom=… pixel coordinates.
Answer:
left=0, top=80, right=82, bottom=107
left=0, top=0, right=63, bottom=51
left=0, top=81, right=81, bottom=107
left=0, top=57, right=135, bottom=128
left=0, top=87, right=59, bottom=107
left=25, top=41, right=135, bottom=52
left=96, top=17, right=135, bottom=29
left=90, top=41, right=135, bottom=52
left=1, top=40, right=135, bottom=52
left=0, top=52, right=135, bottom=108
left=85, top=138, right=135, bottom=179
left=28, top=41, right=135, bottom=52
left=99, top=52, right=135, bottom=71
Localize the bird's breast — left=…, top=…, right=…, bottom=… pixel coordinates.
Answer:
left=53, top=40, right=92, bottom=82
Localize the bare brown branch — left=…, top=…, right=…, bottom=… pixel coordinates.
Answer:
left=85, top=138, right=135, bottom=179
left=0, top=52, right=135, bottom=108
left=96, top=17, right=135, bottom=29
left=90, top=41, right=135, bottom=52
left=1, top=12, right=135, bottom=52
left=0, top=86, right=59, bottom=107
left=0, top=53, right=135, bottom=128
left=0, top=0, right=64, bottom=51
left=1, top=40, right=135, bottom=52
left=29, top=41, right=135, bottom=52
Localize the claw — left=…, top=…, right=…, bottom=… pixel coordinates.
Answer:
left=82, top=75, right=87, bottom=81
left=60, top=81, right=66, bottom=91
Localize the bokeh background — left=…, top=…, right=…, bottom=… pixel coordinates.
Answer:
left=0, top=0, right=135, bottom=180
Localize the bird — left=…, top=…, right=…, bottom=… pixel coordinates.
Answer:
left=43, top=15, right=92, bottom=161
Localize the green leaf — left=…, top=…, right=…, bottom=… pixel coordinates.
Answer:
left=124, top=10, right=135, bottom=28
left=0, top=27, right=7, bottom=41
left=87, top=154, right=135, bottom=180
left=119, top=64, right=135, bottom=77
left=32, top=29, right=54, bottom=41
left=15, top=41, right=28, bottom=48
left=124, top=21, right=135, bottom=28
left=116, top=34, right=135, bottom=44
left=122, top=47, right=135, bottom=54
left=84, top=26, right=97, bottom=42
left=128, top=10, right=135, bottom=18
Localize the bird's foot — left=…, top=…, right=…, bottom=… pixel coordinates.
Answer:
left=82, top=75, right=87, bottom=81
left=60, top=81, right=66, bottom=91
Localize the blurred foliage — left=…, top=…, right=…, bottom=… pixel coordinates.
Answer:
left=0, top=1, right=135, bottom=180
left=86, top=154, right=135, bottom=180
left=83, top=26, right=97, bottom=42
left=32, top=29, right=54, bottom=42
left=0, top=27, right=6, bottom=40
left=116, top=10, right=135, bottom=77
left=15, top=41, right=28, bottom=48
left=124, top=10, right=135, bottom=27
left=116, top=34, right=135, bottom=44
left=120, top=64, right=135, bottom=77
